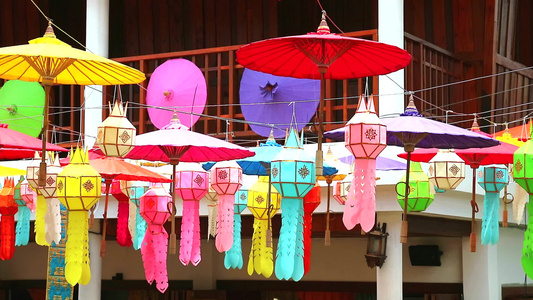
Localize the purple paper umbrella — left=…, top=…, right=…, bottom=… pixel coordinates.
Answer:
left=239, top=68, right=320, bottom=138
left=146, top=59, right=207, bottom=129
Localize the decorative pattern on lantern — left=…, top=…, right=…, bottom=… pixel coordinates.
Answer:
left=224, top=185, right=249, bottom=270
left=38, top=154, right=63, bottom=245
left=303, top=183, right=321, bottom=274
left=129, top=182, right=149, bottom=250
left=56, top=147, right=102, bottom=286
left=477, top=166, right=508, bottom=245
left=95, top=100, right=136, bottom=157
left=247, top=175, right=281, bottom=278
left=205, top=187, right=219, bottom=240
left=271, top=128, right=315, bottom=281
left=0, top=178, right=17, bottom=260
left=344, top=96, right=386, bottom=232
left=210, top=161, right=243, bottom=252
left=139, top=183, right=172, bottom=293
left=427, top=150, right=465, bottom=190
left=174, top=162, right=209, bottom=266
left=26, top=152, right=48, bottom=246
left=513, top=131, right=533, bottom=279
left=111, top=180, right=133, bottom=247
left=14, top=177, right=31, bottom=246
left=396, top=162, right=434, bottom=212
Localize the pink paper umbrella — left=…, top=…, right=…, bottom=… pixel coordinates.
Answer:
left=146, top=59, right=207, bottom=129
left=174, top=163, right=209, bottom=266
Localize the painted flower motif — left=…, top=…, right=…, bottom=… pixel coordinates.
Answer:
left=194, top=174, right=204, bottom=186
left=218, top=170, right=228, bottom=180
left=449, top=164, right=460, bottom=176
left=428, top=165, right=434, bottom=176
left=516, top=160, right=523, bottom=173
left=478, top=170, right=484, bottom=179
left=46, top=176, right=55, bottom=187
left=496, top=170, right=504, bottom=180
left=119, top=130, right=131, bottom=143
left=57, top=180, right=64, bottom=192
left=365, top=128, right=377, bottom=141
left=83, top=180, right=94, bottom=192
left=240, top=193, right=247, bottom=201
left=272, top=167, right=279, bottom=179
left=298, top=165, right=310, bottom=179
left=256, top=195, right=264, bottom=204
left=97, top=128, right=104, bottom=142
left=146, top=198, right=156, bottom=209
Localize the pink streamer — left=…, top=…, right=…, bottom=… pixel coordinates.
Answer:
left=141, top=225, right=168, bottom=293
left=216, top=194, right=234, bottom=252
left=180, top=200, right=201, bottom=266
left=191, top=201, right=201, bottom=266
left=343, top=159, right=376, bottom=232
left=117, top=201, right=132, bottom=247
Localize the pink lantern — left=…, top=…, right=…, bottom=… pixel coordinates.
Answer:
left=344, top=96, right=387, bottom=232
left=174, top=163, right=209, bottom=266
left=111, top=180, right=133, bottom=247
left=139, top=183, right=172, bottom=293
left=20, top=180, right=36, bottom=212
left=210, top=161, right=243, bottom=252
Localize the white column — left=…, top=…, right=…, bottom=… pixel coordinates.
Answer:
left=462, top=225, right=500, bottom=300
left=79, top=233, right=102, bottom=300
left=376, top=211, right=403, bottom=300
left=378, top=0, right=405, bottom=117
left=84, top=0, right=109, bottom=147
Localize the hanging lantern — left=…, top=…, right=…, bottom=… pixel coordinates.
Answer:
left=26, top=152, right=48, bottom=246
left=111, top=180, right=133, bottom=247
left=272, top=128, right=315, bottom=281
left=129, top=182, right=149, bottom=250
left=513, top=130, right=533, bottom=279
left=210, top=161, right=243, bottom=252
left=333, top=173, right=353, bottom=205
left=95, top=100, right=136, bottom=157
left=175, top=162, right=209, bottom=266
left=344, top=95, right=387, bottom=232
left=205, top=187, right=219, bottom=240
left=139, top=182, right=172, bottom=293
left=56, top=147, right=102, bottom=286
left=303, top=183, right=321, bottom=274
left=224, top=185, right=249, bottom=270
left=20, top=179, right=36, bottom=212
left=14, top=176, right=31, bottom=246
left=38, top=154, right=62, bottom=245
left=247, top=175, right=281, bottom=278
left=427, top=150, right=465, bottom=190
left=0, top=178, right=17, bottom=260
left=477, top=166, right=508, bottom=245
left=365, top=223, right=388, bottom=268
left=396, top=161, right=434, bottom=212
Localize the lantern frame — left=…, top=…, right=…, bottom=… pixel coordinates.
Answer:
left=364, top=222, right=388, bottom=268
left=248, top=176, right=281, bottom=220
left=427, top=150, right=465, bottom=190
left=210, top=161, right=243, bottom=195
left=96, top=100, right=136, bottom=158
left=139, top=183, right=172, bottom=226
left=175, top=163, right=209, bottom=201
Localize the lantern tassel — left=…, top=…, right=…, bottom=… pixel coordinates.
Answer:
left=481, top=192, right=500, bottom=245
left=133, top=206, right=147, bottom=250
left=141, top=226, right=169, bottom=293
left=128, top=201, right=137, bottom=246
left=44, top=197, right=62, bottom=245
left=216, top=194, right=235, bottom=252
left=303, top=211, right=313, bottom=275
left=0, top=215, right=16, bottom=260
left=15, top=205, right=31, bottom=246
left=35, top=193, right=49, bottom=246
left=275, top=199, right=301, bottom=281
left=293, top=202, right=305, bottom=282
left=522, top=201, right=533, bottom=279
left=117, top=201, right=133, bottom=247
left=65, top=210, right=91, bottom=286
left=248, top=218, right=274, bottom=278
left=344, top=159, right=376, bottom=232
left=207, top=201, right=218, bottom=240
left=224, top=213, right=243, bottom=269
left=180, top=200, right=196, bottom=266
left=191, top=202, right=201, bottom=266
left=514, top=183, right=528, bottom=225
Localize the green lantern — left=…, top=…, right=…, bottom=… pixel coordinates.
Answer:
left=397, top=161, right=434, bottom=212
left=513, top=126, right=533, bottom=279
left=0, top=80, right=44, bottom=137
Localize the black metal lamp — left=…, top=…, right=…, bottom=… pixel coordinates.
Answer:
left=365, top=222, right=388, bottom=268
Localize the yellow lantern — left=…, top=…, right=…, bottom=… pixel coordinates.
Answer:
left=95, top=100, right=136, bottom=157
left=56, top=147, right=102, bottom=286
left=247, top=176, right=281, bottom=278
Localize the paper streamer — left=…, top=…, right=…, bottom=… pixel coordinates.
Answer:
left=481, top=192, right=500, bottom=245
left=45, top=197, right=62, bottom=245
left=206, top=198, right=218, bottom=240
left=0, top=214, right=15, bottom=260
left=117, top=201, right=133, bottom=247
left=180, top=200, right=202, bottom=266
left=224, top=213, right=243, bottom=269
left=514, top=183, right=528, bottom=225
left=134, top=208, right=147, bottom=250
left=128, top=201, right=137, bottom=244
left=303, top=211, right=312, bottom=274
left=46, top=204, right=73, bottom=299
left=247, top=219, right=274, bottom=277
left=15, top=205, right=31, bottom=246
left=216, top=194, right=235, bottom=252
left=275, top=199, right=304, bottom=281
left=344, top=159, right=376, bottom=232
left=35, top=193, right=49, bottom=246
left=522, top=201, right=533, bottom=279
left=65, top=210, right=91, bottom=286
left=141, top=226, right=169, bottom=293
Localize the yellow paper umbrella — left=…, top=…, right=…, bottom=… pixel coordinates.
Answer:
left=247, top=176, right=281, bottom=278
left=0, top=22, right=145, bottom=185
left=56, top=147, right=102, bottom=286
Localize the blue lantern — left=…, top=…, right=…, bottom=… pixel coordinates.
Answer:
left=224, top=185, right=249, bottom=270
left=477, top=166, right=508, bottom=245
left=271, top=129, right=315, bottom=281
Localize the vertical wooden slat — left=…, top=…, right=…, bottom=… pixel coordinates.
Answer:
left=498, top=0, right=509, bottom=55
left=217, top=52, right=222, bottom=134
left=204, top=54, right=210, bottom=135
left=505, top=0, right=516, bottom=58
left=342, top=80, right=349, bottom=121
left=139, top=59, right=147, bottom=134
left=228, top=50, right=235, bottom=141
left=168, top=0, right=184, bottom=51
left=325, top=79, right=332, bottom=132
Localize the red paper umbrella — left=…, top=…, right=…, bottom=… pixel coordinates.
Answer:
left=236, top=11, right=411, bottom=176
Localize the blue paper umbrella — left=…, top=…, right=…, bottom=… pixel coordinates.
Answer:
left=477, top=166, right=508, bottom=245
left=239, top=68, right=320, bottom=138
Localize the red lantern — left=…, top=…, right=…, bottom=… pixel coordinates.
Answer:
left=111, top=180, right=133, bottom=247
left=139, top=183, right=172, bottom=293
left=0, top=178, right=17, bottom=260
left=303, top=183, right=321, bottom=274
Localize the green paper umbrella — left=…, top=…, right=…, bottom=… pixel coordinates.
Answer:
left=397, top=161, right=434, bottom=212
left=0, top=80, right=44, bottom=137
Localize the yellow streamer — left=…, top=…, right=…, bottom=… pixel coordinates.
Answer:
left=65, top=211, right=90, bottom=286
left=35, top=193, right=49, bottom=246
left=247, top=219, right=273, bottom=278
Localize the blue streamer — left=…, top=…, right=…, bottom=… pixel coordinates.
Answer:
left=275, top=199, right=300, bottom=280
left=292, top=200, right=305, bottom=281
left=224, top=213, right=243, bottom=269
left=15, top=205, right=31, bottom=246
left=133, top=207, right=147, bottom=250
left=481, top=192, right=500, bottom=245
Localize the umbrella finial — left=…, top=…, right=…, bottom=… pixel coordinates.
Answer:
left=356, top=95, right=368, bottom=113
left=44, top=21, right=56, bottom=38
left=161, top=112, right=190, bottom=131
left=267, top=128, right=276, bottom=143
left=367, top=95, right=377, bottom=114
left=401, top=94, right=423, bottom=117
left=326, top=146, right=334, bottom=160
left=471, top=115, right=481, bottom=132
left=317, top=10, right=331, bottom=35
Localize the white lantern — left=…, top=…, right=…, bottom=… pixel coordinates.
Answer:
left=427, top=150, right=465, bottom=190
